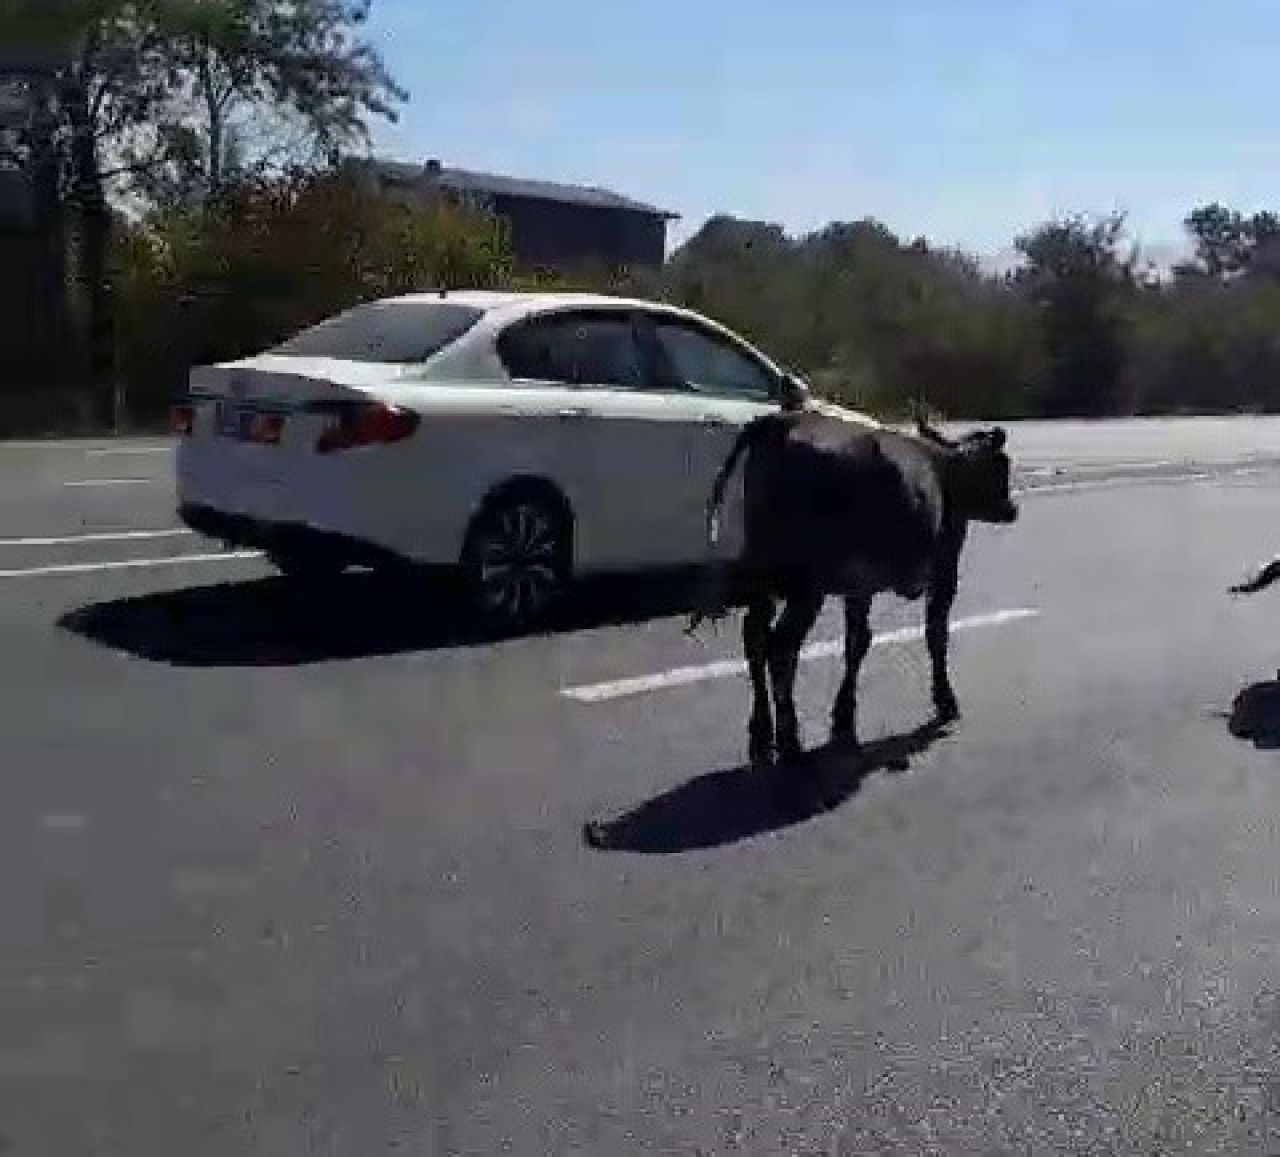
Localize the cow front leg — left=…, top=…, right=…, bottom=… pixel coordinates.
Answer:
left=767, top=591, right=824, bottom=761
left=831, top=594, right=873, bottom=748
left=926, top=554, right=961, bottom=723
left=743, top=595, right=776, bottom=765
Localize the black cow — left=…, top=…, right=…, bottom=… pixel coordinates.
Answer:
left=689, top=409, right=1019, bottom=764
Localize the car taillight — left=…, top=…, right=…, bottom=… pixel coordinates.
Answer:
left=248, top=412, right=285, bottom=445
left=316, top=403, right=419, bottom=454
left=171, top=402, right=194, bottom=436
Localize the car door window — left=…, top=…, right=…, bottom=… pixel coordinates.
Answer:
left=651, top=319, right=778, bottom=401
left=498, top=313, right=645, bottom=390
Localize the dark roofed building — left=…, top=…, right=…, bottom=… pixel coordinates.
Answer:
left=347, top=157, right=678, bottom=273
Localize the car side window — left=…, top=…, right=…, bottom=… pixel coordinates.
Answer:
left=651, top=319, right=778, bottom=401
left=497, top=313, right=645, bottom=390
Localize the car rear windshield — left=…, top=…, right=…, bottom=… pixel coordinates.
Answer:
left=270, top=300, right=485, bottom=363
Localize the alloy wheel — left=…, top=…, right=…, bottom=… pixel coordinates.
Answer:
left=466, top=497, right=567, bottom=628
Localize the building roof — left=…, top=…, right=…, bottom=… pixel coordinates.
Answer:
left=361, top=158, right=679, bottom=220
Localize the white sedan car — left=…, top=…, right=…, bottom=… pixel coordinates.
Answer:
left=174, top=290, right=879, bottom=628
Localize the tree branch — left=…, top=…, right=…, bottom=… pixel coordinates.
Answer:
left=99, top=154, right=174, bottom=182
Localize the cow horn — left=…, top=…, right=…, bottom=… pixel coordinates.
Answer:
left=915, top=417, right=951, bottom=447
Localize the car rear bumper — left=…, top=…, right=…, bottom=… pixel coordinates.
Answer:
left=177, top=502, right=411, bottom=570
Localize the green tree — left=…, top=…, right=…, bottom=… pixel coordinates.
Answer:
left=1182, top=203, right=1280, bottom=280
left=1, top=0, right=403, bottom=423
left=652, top=214, right=1040, bottom=418
left=1184, top=203, right=1249, bottom=278
left=1015, top=212, right=1135, bottom=416
left=113, top=168, right=513, bottom=420
left=132, top=0, right=407, bottom=206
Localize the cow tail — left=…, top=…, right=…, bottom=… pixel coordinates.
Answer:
left=705, top=420, right=757, bottom=547
left=685, top=416, right=772, bottom=635
left=1232, top=556, right=1280, bottom=595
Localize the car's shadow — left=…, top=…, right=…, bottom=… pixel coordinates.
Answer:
left=59, top=568, right=734, bottom=667
left=1226, top=674, right=1280, bottom=750
left=582, top=718, right=953, bottom=855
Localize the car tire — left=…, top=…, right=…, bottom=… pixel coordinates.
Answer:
left=461, top=488, right=571, bottom=631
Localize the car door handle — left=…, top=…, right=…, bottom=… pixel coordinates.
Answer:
left=558, top=406, right=590, bottom=420
left=699, top=414, right=730, bottom=428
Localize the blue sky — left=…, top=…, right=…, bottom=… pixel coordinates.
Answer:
left=366, top=0, right=1280, bottom=262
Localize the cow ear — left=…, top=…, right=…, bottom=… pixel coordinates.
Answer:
left=987, top=427, right=1007, bottom=450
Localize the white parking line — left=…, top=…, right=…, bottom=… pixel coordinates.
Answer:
left=62, top=478, right=154, bottom=488
left=1069, top=459, right=1176, bottom=473
left=39, top=813, right=88, bottom=833
left=85, top=446, right=173, bottom=458
left=1020, top=477, right=1154, bottom=497
left=0, top=551, right=262, bottom=579
left=561, top=607, right=1041, bottom=704
left=0, top=529, right=193, bottom=547
left=1017, top=462, right=1275, bottom=497
left=0, top=438, right=165, bottom=451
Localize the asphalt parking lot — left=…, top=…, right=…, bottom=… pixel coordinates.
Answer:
left=8, top=420, right=1280, bottom=1153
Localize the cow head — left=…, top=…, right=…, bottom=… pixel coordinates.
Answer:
left=918, top=419, right=1019, bottom=525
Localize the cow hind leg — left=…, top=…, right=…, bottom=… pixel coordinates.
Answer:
left=830, top=594, right=873, bottom=748
left=926, top=571, right=960, bottom=723
left=767, top=591, right=824, bottom=761
left=743, top=595, right=776, bottom=766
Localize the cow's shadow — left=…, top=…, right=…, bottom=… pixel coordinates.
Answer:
left=583, top=718, right=953, bottom=854
left=1227, top=675, right=1280, bottom=750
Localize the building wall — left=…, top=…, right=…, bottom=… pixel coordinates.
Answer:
left=488, top=195, right=667, bottom=271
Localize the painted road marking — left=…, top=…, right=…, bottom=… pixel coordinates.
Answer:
left=62, top=478, right=156, bottom=488
left=1021, top=477, right=1158, bottom=496
left=1017, top=462, right=1276, bottom=497
left=0, top=551, right=262, bottom=579
left=1023, top=460, right=1177, bottom=477
left=0, top=463, right=1272, bottom=580
left=1068, top=459, right=1176, bottom=473
left=0, top=438, right=170, bottom=451
left=0, top=529, right=192, bottom=547
left=561, top=607, right=1041, bottom=704
left=39, top=813, right=87, bottom=833
left=85, top=446, right=173, bottom=458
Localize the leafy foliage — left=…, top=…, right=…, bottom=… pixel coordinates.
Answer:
left=1, top=0, right=403, bottom=427
left=10, top=5, right=1280, bottom=431
left=79, top=188, right=1280, bottom=430
left=640, top=206, right=1280, bottom=421
left=112, top=168, right=511, bottom=416
left=2, top=0, right=404, bottom=198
